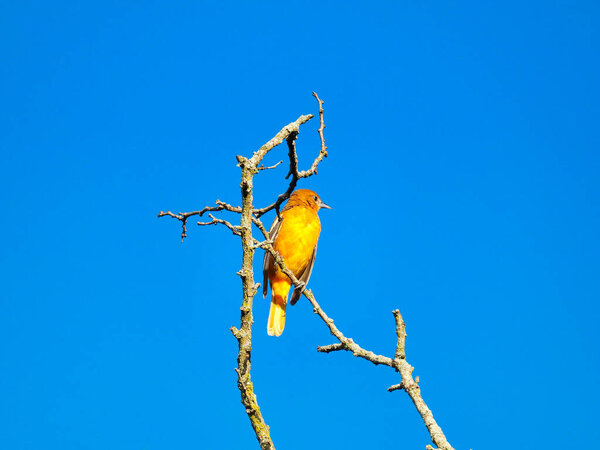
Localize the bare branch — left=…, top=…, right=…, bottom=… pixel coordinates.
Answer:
left=251, top=216, right=270, bottom=238
left=197, top=213, right=241, bottom=236
left=253, top=94, right=328, bottom=218
left=297, top=92, right=328, bottom=178
left=257, top=231, right=455, bottom=450
left=394, top=309, right=407, bottom=361
left=247, top=114, right=313, bottom=167
left=158, top=202, right=240, bottom=241
left=232, top=156, right=274, bottom=449
left=216, top=200, right=242, bottom=213
left=157, top=211, right=183, bottom=220
left=257, top=160, right=284, bottom=171
left=158, top=93, right=457, bottom=450
left=285, top=132, right=300, bottom=180
left=252, top=137, right=299, bottom=219
left=316, top=343, right=345, bottom=353
left=160, top=95, right=328, bottom=229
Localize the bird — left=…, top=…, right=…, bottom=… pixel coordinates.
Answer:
left=262, top=189, right=331, bottom=336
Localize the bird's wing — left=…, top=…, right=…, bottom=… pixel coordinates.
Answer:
left=290, top=244, right=317, bottom=305
left=262, top=214, right=282, bottom=297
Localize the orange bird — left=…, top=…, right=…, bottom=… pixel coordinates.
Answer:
left=262, top=189, right=331, bottom=336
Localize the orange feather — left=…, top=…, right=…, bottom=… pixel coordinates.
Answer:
left=262, top=189, right=331, bottom=336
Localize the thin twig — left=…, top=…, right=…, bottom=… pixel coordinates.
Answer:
left=257, top=160, right=284, bottom=171
left=298, top=92, right=328, bottom=178
left=394, top=309, right=407, bottom=361
left=316, top=343, right=345, bottom=353
left=197, top=213, right=241, bottom=236
left=158, top=203, right=239, bottom=242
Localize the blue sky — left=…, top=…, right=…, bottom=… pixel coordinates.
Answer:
left=1, top=1, right=598, bottom=449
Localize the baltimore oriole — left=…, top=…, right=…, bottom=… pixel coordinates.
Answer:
left=262, top=189, right=331, bottom=336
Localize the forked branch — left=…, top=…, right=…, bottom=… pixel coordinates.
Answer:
left=158, top=93, right=456, bottom=450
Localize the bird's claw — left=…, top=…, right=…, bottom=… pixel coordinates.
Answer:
left=295, top=281, right=306, bottom=293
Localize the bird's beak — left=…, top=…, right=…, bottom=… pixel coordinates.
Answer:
left=319, top=200, right=332, bottom=210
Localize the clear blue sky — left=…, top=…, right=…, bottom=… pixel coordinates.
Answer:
left=1, top=2, right=598, bottom=449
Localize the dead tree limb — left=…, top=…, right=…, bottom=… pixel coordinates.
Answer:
left=255, top=229, right=454, bottom=450
left=158, top=92, right=457, bottom=450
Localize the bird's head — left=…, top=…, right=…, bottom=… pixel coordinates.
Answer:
left=288, top=189, right=332, bottom=212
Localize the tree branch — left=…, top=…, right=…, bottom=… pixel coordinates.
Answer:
left=229, top=153, right=274, bottom=449
left=257, top=160, right=284, bottom=171
left=254, top=221, right=455, bottom=450
left=157, top=200, right=242, bottom=242
left=197, top=213, right=241, bottom=236
left=158, top=93, right=457, bottom=450
left=252, top=92, right=328, bottom=218
left=298, top=92, right=327, bottom=178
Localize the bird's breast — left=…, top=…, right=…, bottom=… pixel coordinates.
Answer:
left=272, top=208, right=320, bottom=276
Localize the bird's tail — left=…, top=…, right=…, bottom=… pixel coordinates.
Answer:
left=267, top=293, right=287, bottom=337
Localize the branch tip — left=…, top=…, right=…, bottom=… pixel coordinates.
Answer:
left=317, top=343, right=345, bottom=353
left=388, top=383, right=404, bottom=392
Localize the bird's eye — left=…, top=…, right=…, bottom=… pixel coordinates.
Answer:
left=313, top=195, right=318, bottom=201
